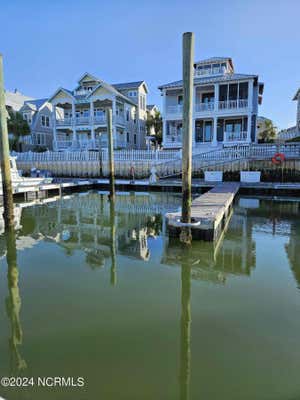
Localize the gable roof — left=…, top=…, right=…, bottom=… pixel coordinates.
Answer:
left=87, top=81, right=137, bottom=106
left=48, top=87, right=75, bottom=102
left=112, top=81, right=148, bottom=93
left=78, top=72, right=101, bottom=84
left=293, top=88, right=300, bottom=100
left=24, top=98, right=49, bottom=111
left=158, top=73, right=258, bottom=90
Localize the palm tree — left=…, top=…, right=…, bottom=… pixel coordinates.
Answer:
left=258, top=118, right=277, bottom=143
left=7, top=110, right=30, bottom=151
left=146, top=110, right=162, bottom=145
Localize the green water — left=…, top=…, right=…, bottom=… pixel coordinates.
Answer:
left=1, top=191, right=300, bottom=400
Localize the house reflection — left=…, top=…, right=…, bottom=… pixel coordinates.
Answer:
left=8, top=192, right=180, bottom=269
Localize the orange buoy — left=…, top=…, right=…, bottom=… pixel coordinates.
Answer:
left=272, top=152, right=285, bottom=165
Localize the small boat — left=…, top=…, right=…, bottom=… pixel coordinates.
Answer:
left=0, top=157, right=53, bottom=192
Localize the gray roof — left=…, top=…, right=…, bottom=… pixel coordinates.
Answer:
left=194, top=57, right=231, bottom=65
left=158, top=73, right=258, bottom=90
left=24, top=98, right=48, bottom=110
left=147, top=104, right=157, bottom=110
left=293, top=88, right=300, bottom=100
left=112, top=81, right=145, bottom=90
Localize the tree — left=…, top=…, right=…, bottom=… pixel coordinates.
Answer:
left=7, top=110, right=30, bottom=151
left=146, top=110, right=162, bottom=145
left=258, top=118, right=277, bottom=143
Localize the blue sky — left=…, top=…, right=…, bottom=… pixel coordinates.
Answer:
left=1, top=0, right=299, bottom=129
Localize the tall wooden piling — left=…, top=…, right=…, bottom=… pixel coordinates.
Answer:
left=180, top=32, right=194, bottom=244
left=0, top=54, right=14, bottom=228
left=106, top=107, right=115, bottom=200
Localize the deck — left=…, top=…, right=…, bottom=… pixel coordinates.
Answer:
left=166, top=183, right=240, bottom=241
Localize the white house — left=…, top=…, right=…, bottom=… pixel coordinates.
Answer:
left=277, top=88, right=300, bottom=142
left=158, top=56, right=264, bottom=150
left=48, top=73, right=149, bottom=151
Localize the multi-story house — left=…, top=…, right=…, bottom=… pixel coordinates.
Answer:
left=278, top=87, right=300, bottom=141
left=48, top=73, right=149, bottom=151
left=159, top=57, right=264, bottom=150
left=19, top=98, right=56, bottom=149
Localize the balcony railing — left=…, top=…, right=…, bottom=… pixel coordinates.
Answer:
left=224, top=131, right=248, bottom=142
left=195, top=102, right=214, bottom=112
left=56, top=115, right=126, bottom=126
left=166, top=105, right=183, bottom=114
left=166, top=99, right=249, bottom=115
left=218, top=99, right=248, bottom=110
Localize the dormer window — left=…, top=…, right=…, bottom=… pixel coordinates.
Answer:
left=195, top=61, right=228, bottom=76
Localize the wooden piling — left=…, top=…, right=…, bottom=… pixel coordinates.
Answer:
left=106, top=107, right=115, bottom=200
left=0, top=54, right=14, bottom=228
left=180, top=32, right=194, bottom=244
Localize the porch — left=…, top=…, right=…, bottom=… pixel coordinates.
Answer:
left=163, top=116, right=252, bottom=148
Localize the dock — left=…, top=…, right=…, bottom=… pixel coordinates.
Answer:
left=166, top=182, right=240, bottom=241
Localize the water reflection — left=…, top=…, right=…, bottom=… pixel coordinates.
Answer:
left=180, top=260, right=192, bottom=400
left=5, top=227, right=27, bottom=374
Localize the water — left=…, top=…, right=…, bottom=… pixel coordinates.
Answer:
left=1, top=191, right=300, bottom=400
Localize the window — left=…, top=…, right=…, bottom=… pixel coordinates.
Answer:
left=23, top=113, right=32, bottom=124
left=219, top=85, right=228, bottom=102
left=202, top=93, right=214, bottom=103
left=239, top=82, right=249, bottom=99
left=139, top=95, right=146, bottom=110
left=134, top=134, right=137, bottom=145
left=94, top=108, right=104, bottom=117
left=126, top=110, right=130, bottom=121
left=128, top=91, right=137, bottom=97
left=41, top=115, right=50, bottom=127
left=229, top=84, right=238, bottom=100
left=126, top=132, right=130, bottom=142
left=178, top=95, right=183, bottom=105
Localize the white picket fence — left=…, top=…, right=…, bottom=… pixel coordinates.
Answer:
left=12, top=143, right=300, bottom=179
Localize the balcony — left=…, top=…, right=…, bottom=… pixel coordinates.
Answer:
left=56, top=117, right=72, bottom=126
left=195, top=102, right=214, bottom=113
left=224, top=131, right=248, bottom=143
left=166, top=105, right=183, bottom=115
left=56, top=114, right=125, bottom=127
left=218, top=99, right=248, bottom=110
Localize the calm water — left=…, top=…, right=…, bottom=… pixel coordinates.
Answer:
left=1, top=191, right=300, bottom=400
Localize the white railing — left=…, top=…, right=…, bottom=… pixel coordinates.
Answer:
left=56, top=118, right=72, bottom=126
left=75, top=117, right=90, bottom=125
left=224, top=131, right=248, bottom=142
left=155, top=143, right=300, bottom=178
left=218, top=99, right=248, bottom=110
left=167, top=105, right=183, bottom=114
left=195, top=102, right=214, bottom=112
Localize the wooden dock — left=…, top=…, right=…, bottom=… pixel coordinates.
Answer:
left=166, top=182, right=240, bottom=241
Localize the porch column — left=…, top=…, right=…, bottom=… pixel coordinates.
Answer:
left=90, top=100, right=95, bottom=147
left=192, top=86, right=196, bottom=147
left=112, top=97, right=117, bottom=146
left=212, top=116, right=218, bottom=146
left=247, top=80, right=253, bottom=143
left=247, top=114, right=252, bottom=143
left=71, top=102, right=77, bottom=147
left=214, top=83, right=219, bottom=111
left=52, top=104, right=57, bottom=151
left=162, top=90, right=167, bottom=146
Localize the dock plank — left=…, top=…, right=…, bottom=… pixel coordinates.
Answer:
left=166, top=182, right=240, bottom=241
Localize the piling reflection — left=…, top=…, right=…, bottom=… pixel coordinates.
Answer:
left=179, top=259, right=192, bottom=400
left=109, top=196, right=117, bottom=286
left=5, top=227, right=27, bottom=374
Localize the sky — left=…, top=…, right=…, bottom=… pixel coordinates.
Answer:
left=1, top=0, right=299, bottom=130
